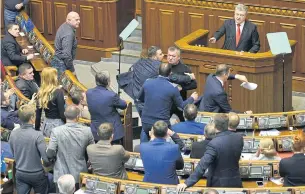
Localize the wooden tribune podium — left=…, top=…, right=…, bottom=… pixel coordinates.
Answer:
left=175, top=29, right=297, bottom=113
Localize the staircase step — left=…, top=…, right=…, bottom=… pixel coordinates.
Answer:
left=111, top=49, right=141, bottom=64
left=130, top=27, right=142, bottom=37
left=124, top=36, right=142, bottom=51
left=136, top=16, right=142, bottom=25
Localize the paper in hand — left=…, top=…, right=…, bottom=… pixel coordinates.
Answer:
left=240, top=82, right=258, bottom=90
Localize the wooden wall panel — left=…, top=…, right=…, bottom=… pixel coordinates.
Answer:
left=159, top=9, right=175, bottom=51
left=146, top=8, right=157, bottom=48
left=29, top=0, right=44, bottom=33
left=188, top=13, right=204, bottom=34
left=136, top=0, right=142, bottom=15
left=178, top=11, right=186, bottom=39
left=97, top=7, right=104, bottom=41
left=79, top=5, right=95, bottom=40
left=54, top=3, right=68, bottom=31
left=1, top=0, right=4, bottom=35
left=301, top=26, right=305, bottom=73
left=249, top=20, right=266, bottom=52
left=46, top=1, right=53, bottom=35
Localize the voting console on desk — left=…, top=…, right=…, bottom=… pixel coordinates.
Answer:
left=125, top=154, right=144, bottom=171
left=256, top=115, right=288, bottom=130
left=294, top=187, right=305, bottom=194
left=165, top=187, right=202, bottom=194
left=275, top=135, right=293, bottom=152
left=203, top=188, right=246, bottom=194
left=124, top=184, right=159, bottom=194
left=292, top=112, right=305, bottom=127
left=239, top=161, right=280, bottom=179
left=83, top=177, right=119, bottom=194
left=249, top=188, right=293, bottom=194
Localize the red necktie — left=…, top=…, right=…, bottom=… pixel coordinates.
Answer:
left=236, top=24, right=241, bottom=46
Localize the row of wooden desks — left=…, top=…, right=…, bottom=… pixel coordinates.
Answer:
left=126, top=172, right=281, bottom=188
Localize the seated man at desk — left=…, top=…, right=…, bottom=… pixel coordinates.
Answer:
left=15, top=63, right=39, bottom=99
left=209, top=4, right=260, bottom=53
left=172, top=104, right=205, bottom=135
left=1, top=23, right=34, bottom=66
left=140, top=121, right=184, bottom=185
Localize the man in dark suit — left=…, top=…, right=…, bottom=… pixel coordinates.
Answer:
left=1, top=23, right=34, bottom=66
left=15, top=63, right=39, bottom=99
left=190, top=123, right=216, bottom=159
left=86, top=71, right=127, bottom=144
left=172, top=104, right=205, bottom=135
left=177, top=113, right=244, bottom=190
left=167, top=46, right=197, bottom=122
left=279, top=134, right=305, bottom=186
left=209, top=4, right=260, bottom=53
left=140, top=121, right=184, bottom=185
left=202, top=64, right=252, bottom=114
left=138, top=63, right=198, bottom=143
left=117, top=46, right=164, bottom=117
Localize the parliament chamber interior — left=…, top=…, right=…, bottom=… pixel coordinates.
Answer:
left=1, top=0, right=305, bottom=193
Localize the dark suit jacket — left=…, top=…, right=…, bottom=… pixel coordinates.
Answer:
left=15, top=77, right=39, bottom=99
left=172, top=120, right=205, bottom=135
left=190, top=139, right=211, bottom=159
left=185, top=130, right=244, bottom=188
left=140, top=138, right=184, bottom=185
left=1, top=33, right=27, bottom=66
left=138, top=76, right=194, bottom=126
left=86, top=86, right=127, bottom=141
left=279, top=153, right=305, bottom=186
left=214, top=19, right=260, bottom=53
left=203, top=74, right=236, bottom=113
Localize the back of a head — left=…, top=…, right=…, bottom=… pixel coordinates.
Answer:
left=228, top=112, right=240, bottom=130
left=64, top=105, right=80, bottom=120
left=215, top=64, right=230, bottom=77
left=204, top=123, right=216, bottom=139
left=70, top=91, right=83, bottom=105
left=205, top=189, right=219, bottom=194
left=18, top=104, right=36, bottom=123
left=184, top=104, right=198, bottom=121
left=292, top=132, right=305, bottom=152
left=153, top=120, right=168, bottom=138
left=95, top=71, right=110, bottom=87
left=98, top=123, right=114, bottom=140
left=58, top=174, right=75, bottom=194
left=147, top=46, right=160, bottom=58
left=260, top=138, right=277, bottom=157
left=18, top=63, right=32, bottom=75
left=213, top=113, right=229, bottom=132
left=7, top=23, right=17, bottom=31
left=159, top=63, right=172, bottom=77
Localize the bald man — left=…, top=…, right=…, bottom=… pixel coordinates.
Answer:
left=51, top=12, right=80, bottom=78
left=228, top=112, right=240, bottom=131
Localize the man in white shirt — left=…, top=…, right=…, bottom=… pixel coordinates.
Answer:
left=209, top=4, right=260, bottom=53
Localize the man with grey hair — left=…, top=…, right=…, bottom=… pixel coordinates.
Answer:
left=87, top=71, right=127, bottom=143
left=117, top=46, right=164, bottom=117
left=228, top=112, right=240, bottom=131
left=177, top=113, right=244, bottom=190
left=209, top=4, right=260, bottom=53
left=51, top=11, right=80, bottom=77
left=205, top=189, right=219, bottom=194
left=190, top=123, right=216, bottom=159
left=47, top=105, right=95, bottom=190
left=87, top=123, right=130, bottom=179
left=57, top=174, right=75, bottom=194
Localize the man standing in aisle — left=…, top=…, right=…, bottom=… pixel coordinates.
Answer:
left=51, top=12, right=80, bottom=78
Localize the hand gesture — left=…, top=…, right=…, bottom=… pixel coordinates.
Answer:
left=184, top=72, right=195, bottom=80
left=22, top=49, right=29, bottom=54
left=15, top=3, right=23, bottom=10
left=177, top=183, right=187, bottom=192
left=235, top=74, right=248, bottom=83
left=167, top=128, right=174, bottom=137
left=5, top=88, right=15, bottom=97
left=27, top=54, right=34, bottom=60
left=191, top=92, right=198, bottom=101
left=209, top=37, right=216, bottom=43
left=29, top=93, right=37, bottom=104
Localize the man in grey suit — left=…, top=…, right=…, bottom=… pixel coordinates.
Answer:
left=209, top=4, right=260, bottom=53
left=47, top=105, right=95, bottom=191
left=87, top=123, right=130, bottom=179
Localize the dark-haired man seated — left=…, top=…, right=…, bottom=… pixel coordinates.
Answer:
left=140, top=121, right=184, bottom=185
left=15, top=63, right=39, bottom=99
left=1, top=23, right=34, bottom=66
left=172, top=104, right=205, bottom=135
